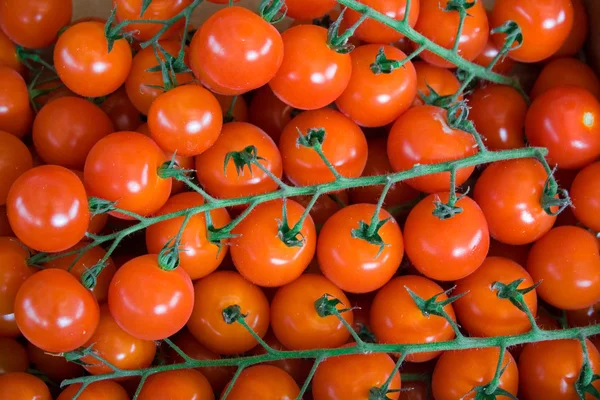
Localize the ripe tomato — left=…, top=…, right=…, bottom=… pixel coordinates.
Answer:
left=0, top=0, right=71, bottom=49
left=114, top=0, right=191, bottom=42
left=468, top=84, right=527, bottom=150
left=531, top=58, right=600, bottom=100
left=31, top=77, right=75, bottom=108
left=33, top=97, right=115, bottom=169
left=567, top=302, right=600, bottom=328
left=195, top=122, right=282, bottom=199
left=58, top=381, right=129, bottom=400
left=215, top=94, right=249, bottom=122
left=371, top=275, right=457, bottom=362
left=554, top=0, right=588, bottom=57
left=527, top=226, right=600, bottom=310
left=69, top=170, right=109, bottom=235
left=519, top=339, right=600, bottom=399
left=224, top=365, right=299, bottom=399
left=414, top=0, right=488, bottom=68
left=271, top=274, right=354, bottom=350
left=84, top=131, right=171, bottom=219
left=0, top=237, right=33, bottom=315
left=336, top=44, right=417, bottom=127
left=432, top=348, right=518, bottom=400
left=0, top=66, right=33, bottom=138
left=109, top=254, right=194, bottom=340
left=231, top=199, right=316, bottom=287
left=0, top=372, right=51, bottom=400
left=404, top=193, right=489, bottom=281
left=27, top=342, right=84, bottom=382
left=248, top=85, right=293, bottom=142
left=293, top=191, right=349, bottom=227
left=412, top=61, right=461, bottom=106
left=473, top=159, right=556, bottom=245
left=7, top=165, right=89, bottom=252
left=490, top=0, right=574, bottom=63
left=0, top=130, right=32, bottom=206
left=313, top=351, right=402, bottom=400
left=284, top=0, right=336, bottom=19
left=187, top=271, right=269, bottom=355
left=54, top=22, right=132, bottom=98
left=0, top=313, right=19, bottom=338
left=189, top=7, right=283, bottom=95
left=571, top=162, right=600, bottom=231
left=387, top=105, right=477, bottom=193
left=473, top=37, right=516, bottom=75
left=279, top=108, right=368, bottom=186
left=269, top=25, right=352, bottom=110
left=0, top=337, right=28, bottom=374
left=252, top=331, right=312, bottom=385
left=345, top=0, right=419, bottom=44
left=14, top=269, right=99, bottom=353
left=138, top=369, right=214, bottom=400
left=101, top=87, right=143, bottom=132
left=0, top=30, right=24, bottom=76
left=454, top=257, right=538, bottom=337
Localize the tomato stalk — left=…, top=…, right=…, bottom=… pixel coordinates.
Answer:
left=327, top=9, right=367, bottom=53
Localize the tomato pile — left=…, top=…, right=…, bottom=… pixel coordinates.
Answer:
left=1, top=0, right=600, bottom=399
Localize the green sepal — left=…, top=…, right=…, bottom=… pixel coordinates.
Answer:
left=296, top=128, right=326, bottom=148
left=276, top=200, right=306, bottom=248
left=351, top=218, right=391, bottom=258
left=327, top=8, right=355, bottom=54
left=222, top=305, right=248, bottom=324
left=490, top=20, right=524, bottom=51
left=224, top=145, right=266, bottom=177
left=491, top=279, right=542, bottom=313
left=88, top=197, right=117, bottom=216
left=314, top=294, right=354, bottom=318
left=405, top=286, right=466, bottom=318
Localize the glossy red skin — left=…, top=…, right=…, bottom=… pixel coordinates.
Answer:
left=285, top=0, right=336, bottom=19
left=345, top=0, right=419, bottom=44
left=59, top=382, right=128, bottom=400
left=33, top=97, right=115, bottom=169
left=187, top=271, right=270, bottom=355
left=271, top=274, right=354, bottom=350
left=371, top=275, right=457, bottom=362
left=0, top=0, right=72, bottom=49
left=567, top=302, right=600, bottom=328
left=27, top=342, right=84, bottom=382
left=101, top=87, right=143, bottom=131
left=532, top=58, right=600, bottom=100
left=0, top=337, right=28, bottom=374
left=404, top=193, right=489, bottom=281
left=468, top=84, right=527, bottom=150
left=280, top=108, right=368, bottom=186
left=15, top=269, right=100, bottom=353
left=491, top=0, right=574, bottom=63
left=554, top=0, right=588, bottom=57
left=7, top=166, right=90, bottom=252
left=519, top=339, right=600, bottom=399
left=0, top=30, right=24, bottom=76
left=527, top=226, right=600, bottom=310
left=0, top=372, right=51, bottom=400
left=293, top=191, right=349, bottom=227
left=224, top=365, right=300, bottom=400
left=571, top=162, right=600, bottom=231
left=189, top=7, right=283, bottom=95
left=0, top=313, right=19, bottom=337
left=0, top=130, right=32, bottom=205
left=473, top=159, right=557, bottom=245
left=432, top=348, right=518, bottom=400
left=252, top=331, right=312, bottom=385
left=114, top=0, right=191, bottom=42
left=138, top=369, right=214, bottom=400
left=231, top=199, right=316, bottom=287
left=0, top=238, right=34, bottom=315
left=473, top=37, right=515, bottom=75
left=249, top=85, right=294, bottom=143
left=336, top=44, right=417, bottom=127
left=269, top=25, right=352, bottom=110
left=412, top=61, right=461, bottom=106
left=387, top=105, right=476, bottom=193
left=84, top=131, right=172, bottom=219
left=0, top=67, right=33, bottom=138
left=54, top=22, right=132, bottom=98
left=415, top=0, right=488, bottom=68
left=69, top=170, right=109, bottom=236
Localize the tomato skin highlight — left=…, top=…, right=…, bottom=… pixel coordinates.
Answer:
left=0, top=66, right=33, bottom=139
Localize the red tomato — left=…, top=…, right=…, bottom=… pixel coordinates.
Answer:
left=54, top=22, right=132, bottom=98
left=531, top=58, right=600, bottom=100
left=31, top=77, right=76, bottom=108
left=473, top=159, right=557, bottom=245
left=345, top=0, right=419, bottom=44
left=279, top=108, right=368, bottom=186
left=252, top=331, right=312, bottom=385
left=0, top=313, right=19, bottom=338
left=567, top=302, right=600, bottom=328
left=284, top=0, right=336, bottom=19
left=0, top=0, right=72, bottom=49
left=554, top=0, right=588, bottom=57
left=14, top=269, right=99, bottom=353
left=486, top=239, right=531, bottom=274
left=224, top=365, right=299, bottom=400
left=387, top=105, right=477, bottom=193
left=432, top=348, right=518, bottom=400
left=0, top=66, right=33, bottom=138
left=27, top=342, right=84, bottom=383
left=114, top=0, right=191, bottom=42
left=248, top=85, right=293, bottom=142
left=187, top=271, right=269, bottom=355
left=231, top=199, right=316, bottom=287
left=271, top=274, right=354, bottom=350
left=100, top=87, right=143, bottom=132
left=84, top=131, right=172, bottom=219
left=109, top=254, right=194, bottom=340
left=336, top=44, right=417, bottom=127
left=58, top=381, right=129, bottom=400
left=195, top=122, right=282, bottom=199
left=404, top=193, right=489, bottom=281
left=0, top=237, right=33, bottom=315
left=0, top=30, right=24, bottom=76
left=371, top=275, right=457, bottom=362
left=69, top=170, right=109, bottom=235
left=527, top=226, right=600, bottom=310
left=0, top=130, right=32, bottom=206
left=412, top=61, right=461, bottom=107
left=0, top=372, right=51, bottom=400
left=214, top=94, right=249, bottom=122
left=473, top=37, right=516, bottom=75
left=189, top=7, right=283, bottom=95
left=269, top=25, right=352, bottom=110
left=571, top=161, right=600, bottom=231
left=414, top=0, right=488, bottom=68
left=293, top=191, right=349, bottom=227
left=0, top=337, right=28, bottom=374
left=33, top=97, right=115, bottom=169
left=468, top=84, right=527, bottom=150
left=7, top=165, right=89, bottom=252
left=490, top=0, right=574, bottom=63
left=138, top=369, right=214, bottom=400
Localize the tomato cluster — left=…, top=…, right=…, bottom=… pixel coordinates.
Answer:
left=1, top=0, right=600, bottom=399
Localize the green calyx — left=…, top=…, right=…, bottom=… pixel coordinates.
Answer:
left=405, top=286, right=466, bottom=318
left=88, top=197, right=117, bottom=216
left=327, top=8, right=357, bottom=54
left=491, top=279, right=541, bottom=313
left=157, top=237, right=181, bottom=271
left=80, top=262, right=107, bottom=290
left=418, top=83, right=455, bottom=108
left=356, top=322, right=377, bottom=344
left=541, top=174, right=571, bottom=217
left=432, top=195, right=464, bottom=220
left=314, top=294, right=354, bottom=318
left=370, top=47, right=406, bottom=74
left=351, top=219, right=390, bottom=257
left=157, top=157, right=192, bottom=180
left=145, top=44, right=191, bottom=91
left=491, top=20, right=524, bottom=52
left=224, top=145, right=265, bottom=177
left=222, top=305, right=248, bottom=324
left=258, top=0, right=287, bottom=24
left=277, top=201, right=306, bottom=248
left=444, top=0, right=476, bottom=13
left=296, top=127, right=326, bottom=149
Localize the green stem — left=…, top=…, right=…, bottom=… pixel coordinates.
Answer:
left=365, top=179, right=393, bottom=237
left=296, top=357, right=324, bottom=400
left=485, top=345, right=506, bottom=394
left=452, top=10, right=467, bottom=54
left=221, top=365, right=247, bottom=400
left=249, top=159, right=290, bottom=190
left=313, top=143, right=344, bottom=181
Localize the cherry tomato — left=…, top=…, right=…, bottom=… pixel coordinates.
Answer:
left=371, top=275, right=457, bottom=362
left=0, top=0, right=72, bottom=49
left=0, top=30, right=24, bottom=76
left=432, top=348, right=518, bottom=400
left=114, top=0, right=191, bottom=42
left=215, top=94, right=249, bottom=123
left=195, top=122, right=282, bottom=199
left=336, top=44, right=417, bottom=127
left=414, top=0, right=488, bottom=68
left=473, top=37, right=515, bottom=75
left=109, top=254, right=194, bottom=340
left=468, top=84, right=527, bottom=150
left=30, top=77, right=75, bottom=108
left=519, top=339, right=600, bottom=399
left=554, top=0, right=588, bottom=57
left=58, top=381, right=129, bottom=400
left=412, top=61, right=461, bottom=106
left=70, top=170, right=109, bottom=236
left=84, top=131, right=172, bottom=219
left=490, top=0, right=574, bottom=63
left=269, top=25, right=352, bottom=110
left=248, top=85, right=293, bottom=143
left=33, top=97, right=115, bottom=169
left=252, top=331, right=312, bottom=385
left=284, top=0, right=336, bottom=19
left=224, top=365, right=299, bottom=399
left=0, top=237, right=33, bottom=315
left=279, top=108, right=368, bottom=186
left=7, top=165, right=90, bottom=252
left=189, top=7, right=283, bottom=95
left=527, top=226, right=600, bottom=310
left=54, top=22, right=132, bottom=98
left=473, top=159, right=556, bottom=245
left=271, top=274, right=353, bottom=350
left=293, top=191, right=349, bottom=227
left=567, top=302, right=600, bottom=328
left=345, top=0, right=419, bottom=44
left=531, top=57, right=600, bottom=100
left=27, top=342, right=84, bottom=383
left=0, top=313, right=19, bottom=338
left=100, top=87, right=143, bottom=132
left=0, top=66, right=33, bottom=138
left=0, top=372, right=51, bottom=400
left=571, top=162, right=600, bottom=231
left=138, top=369, right=214, bottom=400
left=0, top=131, right=32, bottom=206
left=387, top=105, right=477, bottom=193
left=0, top=337, right=28, bottom=374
